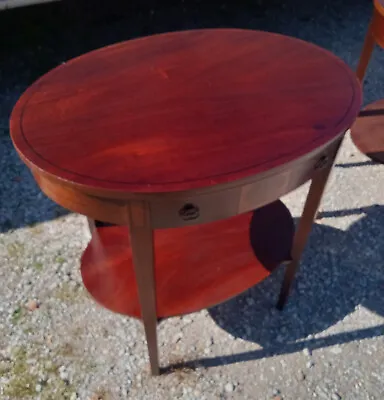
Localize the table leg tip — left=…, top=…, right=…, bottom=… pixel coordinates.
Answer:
left=150, top=366, right=161, bottom=376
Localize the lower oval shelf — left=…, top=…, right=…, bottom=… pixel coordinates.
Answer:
left=350, top=99, right=384, bottom=164
left=81, top=200, right=294, bottom=318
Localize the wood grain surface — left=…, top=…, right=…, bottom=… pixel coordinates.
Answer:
left=376, top=0, right=384, bottom=15
left=81, top=201, right=294, bottom=318
left=10, top=29, right=361, bottom=194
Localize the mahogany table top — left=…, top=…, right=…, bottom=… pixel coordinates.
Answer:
left=10, top=29, right=361, bottom=194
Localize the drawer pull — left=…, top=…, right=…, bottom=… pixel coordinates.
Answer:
left=179, top=203, right=200, bottom=221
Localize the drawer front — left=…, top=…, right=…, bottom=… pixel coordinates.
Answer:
left=150, top=186, right=242, bottom=229
left=31, top=139, right=339, bottom=228
left=150, top=142, right=337, bottom=229
left=238, top=150, right=333, bottom=214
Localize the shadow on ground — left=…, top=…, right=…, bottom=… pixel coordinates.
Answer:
left=0, top=141, right=68, bottom=233
left=164, top=204, right=384, bottom=371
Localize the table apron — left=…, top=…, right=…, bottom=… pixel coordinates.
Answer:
left=149, top=140, right=339, bottom=228
left=31, top=138, right=341, bottom=228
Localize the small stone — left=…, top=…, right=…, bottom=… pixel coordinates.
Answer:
left=225, top=383, right=235, bottom=393
left=35, top=384, right=42, bottom=392
left=331, top=393, right=342, bottom=400
left=45, top=335, right=53, bottom=346
left=26, top=300, right=39, bottom=311
left=58, top=366, right=68, bottom=381
left=246, top=297, right=255, bottom=306
left=306, top=360, right=315, bottom=369
left=330, top=347, right=342, bottom=355
left=303, top=348, right=311, bottom=357
left=272, top=388, right=281, bottom=396
left=298, top=370, right=306, bottom=381
left=315, top=386, right=329, bottom=399
left=172, top=332, right=183, bottom=343
left=298, top=282, right=306, bottom=290
left=204, top=348, right=211, bottom=355
left=69, top=393, right=77, bottom=400
left=276, top=335, right=284, bottom=343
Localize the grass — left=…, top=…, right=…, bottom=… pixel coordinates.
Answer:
left=54, top=282, right=84, bottom=303
left=7, top=241, right=25, bottom=258
left=3, top=346, right=78, bottom=399
left=33, top=261, right=44, bottom=271
left=4, top=347, right=37, bottom=398
left=11, top=306, right=25, bottom=324
left=55, top=255, right=66, bottom=264
left=29, top=224, right=44, bottom=235
left=0, top=362, right=12, bottom=375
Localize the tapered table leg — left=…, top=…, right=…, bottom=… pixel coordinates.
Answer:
left=277, top=140, right=342, bottom=310
left=356, top=23, right=375, bottom=82
left=127, top=201, right=160, bottom=375
left=87, top=218, right=95, bottom=234
left=314, top=27, right=373, bottom=222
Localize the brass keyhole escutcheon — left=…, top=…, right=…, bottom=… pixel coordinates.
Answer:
left=179, top=203, right=200, bottom=221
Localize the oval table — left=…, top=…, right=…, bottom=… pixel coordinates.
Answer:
left=10, top=29, right=361, bottom=375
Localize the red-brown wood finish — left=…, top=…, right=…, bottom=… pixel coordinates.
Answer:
left=9, top=29, right=362, bottom=375
left=351, top=99, right=384, bottom=163
left=81, top=201, right=294, bottom=318
left=373, top=0, right=384, bottom=48
left=29, top=137, right=339, bottom=228
left=356, top=0, right=384, bottom=81
left=10, top=29, right=361, bottom=195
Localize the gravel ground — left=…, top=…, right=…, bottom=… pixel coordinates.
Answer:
left=1, top=1, right=384, bottom=399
